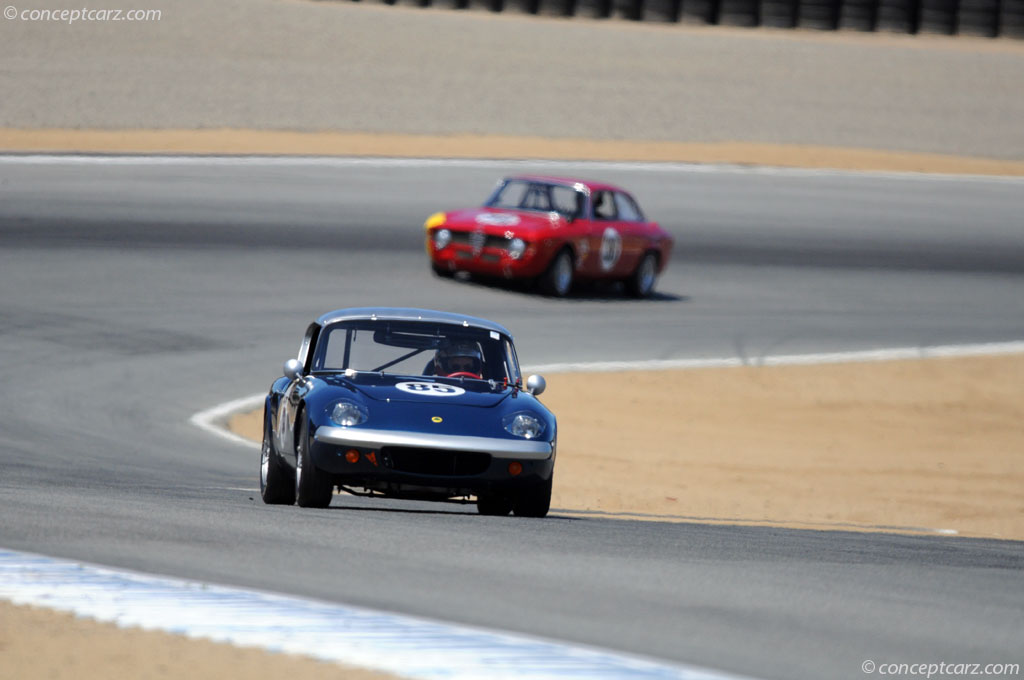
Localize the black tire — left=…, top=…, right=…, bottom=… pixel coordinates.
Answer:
left=431, top=262, right=455, bottom=279
left=679, top=0, right=716, bottom=23
left=875, top=0, right=915, bottom=32
left=918, top=0, right=956, bottom=34
left=797, top=0, right=840, bottom=29
left=539, top=249, right=574, bottom=297
left=837, top=0, right=876, bottom=30
left=477, top=494, right=513, bottom=516
left=294, top=417, right=334, bottom=508
left=512, top=477, right=552, bottom=518
left=956, top=0, right=999, bottom=36
left=260, top=407, right=295, bottom=505
left=641, top=0, right=680, bottom=21
left=718, top=0, right=758, bottom=26
left=761, top=0, right=797, bottom=27
left=625, top=252, right=659, bottom=298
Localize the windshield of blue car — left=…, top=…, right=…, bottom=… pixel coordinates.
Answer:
left=311, top=320, right=521, bottom=384
left=485, top=179, right=584, bottom=219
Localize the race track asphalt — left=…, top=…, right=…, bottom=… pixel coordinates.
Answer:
left=1, top=156, right=1022, bottom=680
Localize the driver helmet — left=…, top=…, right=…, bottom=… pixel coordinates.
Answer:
left=435, top=340, right=483, bottom=375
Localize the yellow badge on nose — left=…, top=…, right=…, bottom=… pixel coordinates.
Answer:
left=431, top=416, right=443, bottom=423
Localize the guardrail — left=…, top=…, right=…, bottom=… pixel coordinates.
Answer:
left=352, top=0, right=1024, bottom=37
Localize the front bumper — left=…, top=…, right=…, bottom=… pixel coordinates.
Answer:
left=315, top=426, right=552, bottom=459
left=429, top=240, right=549, bottom=279
left=311, top=425, right=555, bottom=497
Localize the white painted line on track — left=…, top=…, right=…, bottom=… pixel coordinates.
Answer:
left=191, top=340, right=1024, bottom=449
left=0, top=548, right=757, bottom=680
left=189, top=392, right=264, bottom=449
left=523, top=340, right=1024, bottom=374
left=2, top=153, right=1024, bottom=183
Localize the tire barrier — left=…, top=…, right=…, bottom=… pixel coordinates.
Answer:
left=537, top=0, right=574, bottom=15
left=798, top=0, right=841, bottom=28
left=377, top=0, right=1023, bottom=36
left=501, top=0, right=538, bottom=12
left=610, top=0, right=644, bottom=19
left=837, top=0, right=875, bottom=28
left=642, top=0, right=681, bottom=21
left=677, top=0, right=718, bottom=23
left=918, top=0, right=957, bottom=33
left=956, top=0, right=999, bottom=35
left=575, top=0, right=611, bottom=16
left=1002, top=0, right=1024, bottom=36
left=875, top=0, right=918, bottom=32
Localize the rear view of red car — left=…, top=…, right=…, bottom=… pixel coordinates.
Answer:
left=424, top=176, right=673, bottom=297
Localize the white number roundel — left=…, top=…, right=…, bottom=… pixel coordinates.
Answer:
left=395, top=382, right=466, bottom=397
left=599, top=227, right=622, bottom=272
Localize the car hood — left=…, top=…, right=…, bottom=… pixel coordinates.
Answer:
left=444, top=208, right=564, bottom=234
left=321, top=373, right=513, bottom=408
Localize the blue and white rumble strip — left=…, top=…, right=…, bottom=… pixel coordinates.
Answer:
left=0, top=549, right=754, bottom=680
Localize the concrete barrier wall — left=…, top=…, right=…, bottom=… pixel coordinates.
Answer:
left=352, top=0, right=1024, bottom=36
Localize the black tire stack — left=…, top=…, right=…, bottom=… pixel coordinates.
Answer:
left=391, top=0, right=1023, bottom=37
left=1002, top=0, right=1024, bottom=36
left=918, top=0, right=957, bottom=33
left=797, top=0, right=841, bottom=28
left=760, top=0, right=798, bottom=25
left=719, top=0, right=760, bottom=25
left=956, top=0, right=1000, bottom=35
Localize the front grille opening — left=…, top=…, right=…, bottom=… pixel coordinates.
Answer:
left=381, top=447, right=491, bottom=476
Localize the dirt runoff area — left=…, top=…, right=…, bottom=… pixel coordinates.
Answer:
left=230, top=353, right=1024, bottom=541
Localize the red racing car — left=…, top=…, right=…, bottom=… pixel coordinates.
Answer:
left=424, top=176, right=673, bottom=297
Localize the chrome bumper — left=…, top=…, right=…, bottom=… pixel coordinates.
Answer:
left=314, top=426, right=553, bottom=461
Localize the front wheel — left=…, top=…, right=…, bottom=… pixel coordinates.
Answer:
left=512, top=476, right=552, bottom=518
left=625, top=252, right=659, bottom=298
left=260, top=407, right=295, bottom=505
left=477, top=494, right=513, bottom=516
left=539, top=249, right=574, bottom=297
left=294, top=417, right=334, bottom=508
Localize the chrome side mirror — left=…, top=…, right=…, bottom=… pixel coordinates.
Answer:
left=526, top=374, right=546, bottom=396
left=283, top=358, right=303, bottom=381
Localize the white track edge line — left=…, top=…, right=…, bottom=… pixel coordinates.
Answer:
left=189, top=393, right=264, bottom=449
left=524, top=340, right=1024, bottom=373
left=190, top=340, right=1024, bottom=446
left=2, top=153, right=1024, bottom=183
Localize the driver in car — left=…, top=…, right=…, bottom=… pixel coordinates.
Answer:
left=433, top=341, right=484, bottom=378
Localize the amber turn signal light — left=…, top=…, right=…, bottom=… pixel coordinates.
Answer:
left=508, top=461, right=523, bottom=476
left=345, top=449, right=360, bottom=464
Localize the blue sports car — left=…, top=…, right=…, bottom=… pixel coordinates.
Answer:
left=260, top=307, right=557, bottom=517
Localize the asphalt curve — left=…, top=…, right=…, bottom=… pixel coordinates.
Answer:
left=1, top=156, right=1022, bottom=680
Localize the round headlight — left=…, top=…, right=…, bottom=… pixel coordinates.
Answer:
left=331, top=401, right=368, bottom=427
left=503, top=412, right=544, bottom=439
left=434, top=228, right=452, bottom=250
left=508, top=237, right=526, bottom=260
